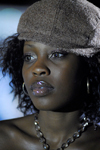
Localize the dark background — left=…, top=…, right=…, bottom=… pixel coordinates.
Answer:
left=0, top=0, right=38, bottom=5
left=0, top=0, right=100, bottom=7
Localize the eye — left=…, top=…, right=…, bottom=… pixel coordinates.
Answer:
left=48, top=51, right=68, bottom=59
left=23, top=54, right=37, bottom=62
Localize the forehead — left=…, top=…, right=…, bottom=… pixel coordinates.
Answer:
left=24, top=41, right=54, bottom=51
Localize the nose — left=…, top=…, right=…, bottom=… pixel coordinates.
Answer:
left=32, top=61, right=50, bottom=76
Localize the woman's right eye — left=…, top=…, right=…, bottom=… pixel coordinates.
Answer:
left=23, top=54, right=37, bottom=62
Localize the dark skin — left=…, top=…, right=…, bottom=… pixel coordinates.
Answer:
left=0, top=41, right=100, bottom=150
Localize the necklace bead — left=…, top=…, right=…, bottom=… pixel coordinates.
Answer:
left=34, top=120, right=39, bottom=126
left=61, top=143, right=69, bottom=148
left=36, top=130, right=43, bottom=138
left=39, top=137, right=46, bottom=143
left=35, top=124, right=41, bottom=131
left=43, top=143, right=49, bottom=150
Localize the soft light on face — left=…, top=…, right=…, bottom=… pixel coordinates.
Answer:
left=22, top=41, right=87, bottom=112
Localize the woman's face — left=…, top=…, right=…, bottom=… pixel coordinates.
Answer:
left=22, top=41, right=87, bottom=112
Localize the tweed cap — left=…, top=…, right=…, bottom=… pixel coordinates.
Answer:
left=17, top=0, right=100, bottom=57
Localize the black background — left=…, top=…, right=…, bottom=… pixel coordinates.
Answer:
left=0, top=0, right=39, bottom=5
left=0, top=0, right=100, bottom=7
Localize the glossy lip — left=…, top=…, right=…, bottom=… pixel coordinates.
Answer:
left=30, top=81, right=54, bottom=97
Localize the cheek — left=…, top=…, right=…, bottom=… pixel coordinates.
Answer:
left=53, top=63, right=79, bottom=88
left=52, top=60, right=82, bottom=100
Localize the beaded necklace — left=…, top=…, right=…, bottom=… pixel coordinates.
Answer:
left=34, top=113, right=91, bottom=150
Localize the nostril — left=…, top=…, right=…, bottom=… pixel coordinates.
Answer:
left=40, top=72, right=46, bottom=76
left=33, top=72, right=37, bottom=76
left=33, top=71, right=46, bottom=76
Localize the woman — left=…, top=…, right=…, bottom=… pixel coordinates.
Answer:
left=0, top=0, right=100, bottom=149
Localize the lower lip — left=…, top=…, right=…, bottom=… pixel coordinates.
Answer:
left=32, top=87, right=54, bottom=97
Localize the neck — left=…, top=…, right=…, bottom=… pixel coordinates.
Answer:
left=38, top=110, right=81, bottom=148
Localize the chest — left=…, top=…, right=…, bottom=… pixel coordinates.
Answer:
left=7, top=137, right=98, bottom=150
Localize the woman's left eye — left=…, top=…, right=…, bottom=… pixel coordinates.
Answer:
left=49, top=51, right=68, bottom=59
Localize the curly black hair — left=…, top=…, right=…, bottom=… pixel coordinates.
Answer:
left=0, top=33, right=100, bottom=125
left=0, top=33, right=37, bottom=115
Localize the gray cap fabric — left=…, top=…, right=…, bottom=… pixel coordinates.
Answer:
left=17, top=0, right=100, bottom=57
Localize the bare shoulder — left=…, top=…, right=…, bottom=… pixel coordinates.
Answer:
left=94, top=126, right=100, bottom=149
left=0, top=115, right=36, bottom=150
left=0, top=114, right=34, bottom=132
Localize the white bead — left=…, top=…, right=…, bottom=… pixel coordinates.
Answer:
left=43, top=144, right=49, bottom=150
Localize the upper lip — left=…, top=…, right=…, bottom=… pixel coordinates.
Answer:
left=30, top=80, right=54, bottom=91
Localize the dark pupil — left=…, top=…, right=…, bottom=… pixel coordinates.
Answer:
left=27, top=56, right=31, bottom=60
left=55, top=53, right=59, bottom=57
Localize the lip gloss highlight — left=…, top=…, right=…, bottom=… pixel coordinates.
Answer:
left=30, top=81, right=54, bottom=97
